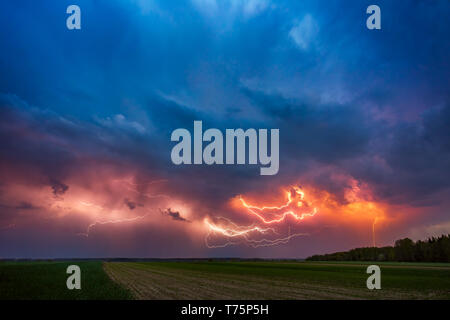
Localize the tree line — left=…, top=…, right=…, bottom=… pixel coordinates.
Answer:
left=306, top=234, right=450, bottom=262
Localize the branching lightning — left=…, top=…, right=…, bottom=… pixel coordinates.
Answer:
left=76, top=178, right=168, bottom=237
left=78, top=211, right=151, bottom=237
left=205, top=186, right=318, bottom=248
left=204, top=217, right=308, bottom=248
left=238, top=187, right=317, bottom=224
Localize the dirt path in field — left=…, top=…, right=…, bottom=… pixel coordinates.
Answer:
left=103, top=262, right=438, bottom=300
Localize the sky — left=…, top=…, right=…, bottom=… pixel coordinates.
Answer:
left=0, top=0, right=449, bottom=258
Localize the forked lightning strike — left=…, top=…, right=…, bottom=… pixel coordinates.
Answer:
left=204, top=218, right=308, bottom=248
left=77, top=179, right=168, bottom=237
left=78, top=212, right=151, bottom=237
left=205, top=187, right=318, bottom=248
left=239, top=187, right=317, bottom=224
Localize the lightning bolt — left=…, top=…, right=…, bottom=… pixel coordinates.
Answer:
left=239, top=187, right=318, bottom=224
left=78, top=212, right=151, bottom=237
left=205, top=186, right=317, bottom=248
left=79, top=201, right=104, bottom=210
left=76, top=178, right=168, bottom=237
left=205, top=217, right=308, bottom=248
left=372, top=217, right=379, bottom=247
left=205, top=217, right=277, bottom=237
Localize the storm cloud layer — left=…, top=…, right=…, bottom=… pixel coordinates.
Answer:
left=0, top=0, right=449, bottom=258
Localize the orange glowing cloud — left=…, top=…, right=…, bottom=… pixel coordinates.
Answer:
left=204, top=177, right=395, bottom=249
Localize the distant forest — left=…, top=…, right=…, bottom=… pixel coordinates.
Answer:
left=306, top=234, right=450, bottom=262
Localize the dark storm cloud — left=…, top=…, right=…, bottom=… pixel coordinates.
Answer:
left=160, top=208, right=190, bottom=223
left=0, top=202, right=38, bottom=211
left=2, top=87, right=449, bottom=212
left=15, top=202, right=39, bottom=210
left=237, top=87, right=450, bottom=208
left=124, top=198, right=143, bottom=210
left=374, top=103, right=450, bottom=204
left=124, top=199, right=136, bottom=210
left=50, top=180, right=69, bottom=197
left=0, top=94, right=164, bottom=179
left=242, top=88, right=373, bottom=163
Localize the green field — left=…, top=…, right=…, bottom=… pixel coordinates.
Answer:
left=1, top=260, right=449, bottom=299
left=0, top=261, right=132, bottom=300
left=104, top=261, right=450, bottom=299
